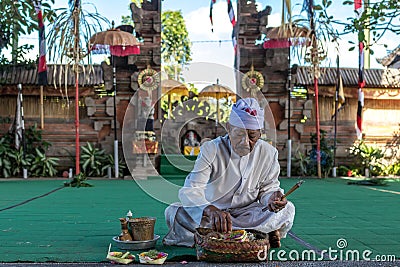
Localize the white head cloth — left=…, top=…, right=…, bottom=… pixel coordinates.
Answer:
left=229, top=98, right=264, bottom=130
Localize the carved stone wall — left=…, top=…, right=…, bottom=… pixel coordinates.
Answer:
left=87, top=0, right=162, bottom=161
left=237, top=0, right=291, bottom=160
left=236, top=1, right=400, bottom=174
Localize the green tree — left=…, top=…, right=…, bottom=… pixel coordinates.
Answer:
left=121, top=15, right=134, bottom=26
left=320, top=0, right=400, bottom=52
left=292, top=0, right=340, bottom=64
left=161, top=10, right=192, bottom=80
left=0, top=0, right=56, bottom=57
left=344, top=0, right=399, bottom=51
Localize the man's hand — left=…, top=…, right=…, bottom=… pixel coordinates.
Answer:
left=202, top=205, right=232, bottom=233
left=267, top=191, right=287, bottom=213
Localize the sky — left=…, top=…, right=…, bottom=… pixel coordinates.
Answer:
left=161, top=0, right=397, bottom=69
left=13, top=0, right=398, bottom=73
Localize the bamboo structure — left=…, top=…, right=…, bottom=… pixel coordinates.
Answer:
left=73, top=0, right=81, bottom=175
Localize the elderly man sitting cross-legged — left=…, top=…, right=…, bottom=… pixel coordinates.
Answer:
left=163, top=97, right=295, bottom=248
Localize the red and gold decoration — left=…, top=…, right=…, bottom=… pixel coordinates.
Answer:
left=133, top=140, right=158, bottom=154
left=132, top=131, right=158, bottom=154
left=138, top=66, right=159, bottom=91
left=241, top=65, right=264, bottom=93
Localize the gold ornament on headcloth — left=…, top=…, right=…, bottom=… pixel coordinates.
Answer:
left=241, top=65, right=265, bottom=97
left=138, top=65, right=159, bottom=92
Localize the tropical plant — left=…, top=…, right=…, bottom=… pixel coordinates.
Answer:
left=102, top=154, right=127, bottom=178
left=8, top=148, right=33, bottom=177
left=29, top=148, right=59, bottom=177
left=0, top=44, right=37, bottom=70
left=385, top=162, right=400, bottom=176
left=80, top=142, right=108, bottom=177
left=298, top=130, right=334, bottom=177
left=340, top=0, right=400, bottom=51
left=161, top=10, right=192, bottom=80
left=24, top=123, right=51, bottom=153
left=0, top=0, right=56, bottom=53
left=337, top=165, right=351, bottom=177
left=1, top=124, right=54, bottom=178
left=349, top=141, right=385, bottom=177
left=0, top=136, right=13, bottom=178
left=64, top=172, right=93, bottom=187
left=292, top=150, right=310, bottom=176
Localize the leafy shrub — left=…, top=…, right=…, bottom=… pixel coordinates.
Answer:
left=0, top=137, right=13, bottom=177
left=30, top=148, right=59, bottom=177
left=64, top=172, right=93, bottom=187
left=384, top=162, right=400, bottom=176
left=349, top=141, right=385, bottom=177
left=293, top=130, right=334, bottom=177
left=80, top=142, right=108, bottom=177
left=103, top=154, right=127, bottom=178
left=0, top=124, right=58, bottom=178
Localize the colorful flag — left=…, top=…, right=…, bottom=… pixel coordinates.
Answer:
left=227, top=0, right=236, bottom=27
left=232, top=34, right=237, bottom=54
left=227, top=0, right=237, bottom=54
left=209, top=0, right=216, bottom=32
left=356, top=88, right=364, bottom=139
left=358, top=42, right=365, bottom=88
left=355, top=0, right=365, bottom=139
left=33, top=0, right=48, bottom=85
left=354, top=0, right=363, bottom=15
left=90, top=44, right=140, bottom=57
left=209, top=0, right=237, bottom=51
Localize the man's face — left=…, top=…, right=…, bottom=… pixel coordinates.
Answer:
left=227, top=123, right=261, bottom=156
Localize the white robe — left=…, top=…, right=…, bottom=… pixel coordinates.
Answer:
left=163, top=135, right=295, bottom=247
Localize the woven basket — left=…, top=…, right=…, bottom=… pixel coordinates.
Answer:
left=195, top=228, right=269, bottom=262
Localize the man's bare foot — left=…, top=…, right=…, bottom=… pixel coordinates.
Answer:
left=268, top=230, right=281, bottom=248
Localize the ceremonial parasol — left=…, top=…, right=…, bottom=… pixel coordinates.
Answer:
left=89, top=27, right=141, bottom=56
left=199, top=79, right=236, bottom=126
left=89, top=23, right=141, bottom=178
left=161, top=79, right=189, bottom=119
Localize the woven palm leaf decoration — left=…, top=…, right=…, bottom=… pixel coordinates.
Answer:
left=138, top=66, right=159, bottom=91
left=242, top=65, right=265, bottom=95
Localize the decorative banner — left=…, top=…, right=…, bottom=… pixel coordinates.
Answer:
left=33, top=0, right=48, bottom=85
left=355, top=0, right=365, bottom=140
left=241, top=66, right=265, bottom=93
left=209, top=0, right=216, bottom=32
left=138, top=66, right=159, bottom=91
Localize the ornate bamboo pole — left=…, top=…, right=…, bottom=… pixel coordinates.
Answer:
left=73, top=0, right=81, bottom=175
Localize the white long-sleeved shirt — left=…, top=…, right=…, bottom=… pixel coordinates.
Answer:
left=178, top=134, right=282, bottom=225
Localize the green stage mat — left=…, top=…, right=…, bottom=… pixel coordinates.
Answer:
left=0, top=178, right=399, bottom=263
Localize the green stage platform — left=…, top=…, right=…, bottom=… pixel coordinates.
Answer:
left=0, top=178, right=399, bottom=263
